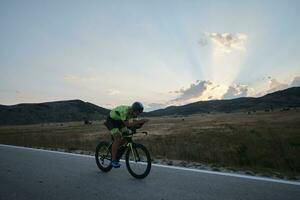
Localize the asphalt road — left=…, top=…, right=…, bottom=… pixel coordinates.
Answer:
left=0, top=144, right=299, bottom=200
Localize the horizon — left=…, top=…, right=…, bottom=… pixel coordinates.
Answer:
left=1, top=1, right=300, bottom=111
left=1, top=86, right=298, bottom=111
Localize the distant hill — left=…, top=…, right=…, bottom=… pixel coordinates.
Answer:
left=0, top=100, right=110, bottom=125
left=144, top=87, right=300, bottom=117
left=1, top=87, right=299, bottom=125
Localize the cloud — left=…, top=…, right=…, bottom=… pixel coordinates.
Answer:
left=108, top=89, right=121, bottom=95
left=169, top=80, right=252, bottom=105
left=263, top=76, right=300, bottom=95
left=211, top=85, right=220, bottom=90
left=157, top=75, right=299, bottom=108
left=290, top=76, right=300, bottom=87
left=172, top=80, right=213, bottom=103
left=64, top=74, right=100, bottom=82
left=222, top=84, right=249, bottom=99
left=268, top=78, right=289, bottom=93
left=254, top=77, right=289, bottom=97
left=0, top=89, right=20, bottom=94
left=146, top=103, right=166, bottom=112
left=205, top=32, right=248, bottom=53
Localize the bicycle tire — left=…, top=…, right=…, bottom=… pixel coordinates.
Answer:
left=125, top=143, right=151, bottom=179
left=95, top=141, right=113, bottom=172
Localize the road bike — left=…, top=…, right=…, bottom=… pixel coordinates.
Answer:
left=95, top=123, right=151, bottom=179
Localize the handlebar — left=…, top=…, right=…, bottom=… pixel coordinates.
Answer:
left=104, top=119, right=148, bottom=136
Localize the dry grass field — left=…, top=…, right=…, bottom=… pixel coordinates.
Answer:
left=1, top=108, right=299, bottom=178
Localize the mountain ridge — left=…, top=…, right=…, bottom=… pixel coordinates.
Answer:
left=143, top=87, right=300, bottom=116
left=0, top=87, right=299, bottom=125
left=0, top=99, right=110, bottom=125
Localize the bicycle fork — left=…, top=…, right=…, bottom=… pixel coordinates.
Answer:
left=128, top=143, right=139, bottom=162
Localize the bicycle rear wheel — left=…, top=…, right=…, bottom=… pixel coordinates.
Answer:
left=125, top=143, right=151, bottom=179
left=95, top=141, right=113, bottom=172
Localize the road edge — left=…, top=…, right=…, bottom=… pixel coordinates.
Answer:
left=1, top=144, right=299, bottom=186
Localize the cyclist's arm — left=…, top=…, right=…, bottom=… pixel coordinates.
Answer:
left=124, top=119, right=148, bottom=128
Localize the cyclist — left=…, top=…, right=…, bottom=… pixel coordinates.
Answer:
left=105, top=102, right=149, bottom=168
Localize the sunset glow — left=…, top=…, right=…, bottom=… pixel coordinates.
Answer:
left=0, top=0, right=299, bottom=111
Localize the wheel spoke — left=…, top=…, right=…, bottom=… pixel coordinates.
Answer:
left=95, top=142, right=113, bottom=172
left=126, top=145, right=151, bottom=178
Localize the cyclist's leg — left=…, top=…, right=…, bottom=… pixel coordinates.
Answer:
left=119, top=127, right=129, bottom=145
left=111, top=128, right=122, bottom=162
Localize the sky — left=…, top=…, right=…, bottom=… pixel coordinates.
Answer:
left=0, top=0, right=300, bottom=111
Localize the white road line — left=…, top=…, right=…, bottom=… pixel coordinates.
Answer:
left=1, top=144, right=300, bottom=186
left=0, top=144, right=93, bottom=158
left=151, top=164, right=300, bottom=186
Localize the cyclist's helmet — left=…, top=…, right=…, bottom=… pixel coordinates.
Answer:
left=132, top=102, right=144, bottom=113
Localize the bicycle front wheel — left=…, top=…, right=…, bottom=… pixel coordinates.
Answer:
left=125, top=143, right=151, bottom=179
left=95, top=141, right=113, bottom=172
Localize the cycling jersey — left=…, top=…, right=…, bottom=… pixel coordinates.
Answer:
left=107, top=105, right=133, bottom=135
left=110, top=105, right=131, bottom=121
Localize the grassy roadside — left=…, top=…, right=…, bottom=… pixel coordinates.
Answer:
left=0, top=109, right=299, bottom=179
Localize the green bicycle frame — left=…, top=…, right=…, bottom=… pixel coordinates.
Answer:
left=125, top=135, right=137, bottom=162
left=111, top=130, right=146, bottom=162
left=127, top=142, right=137, bottom=161
left=108, top=135, right=136, bottom=162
